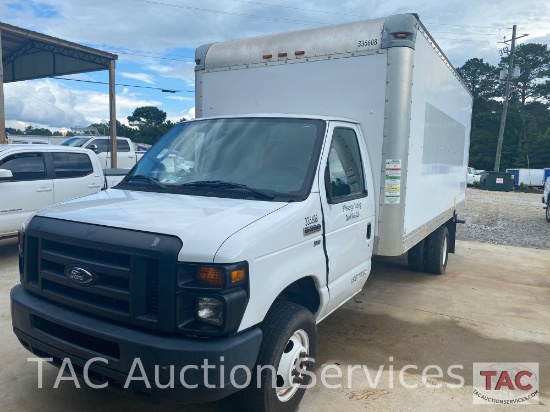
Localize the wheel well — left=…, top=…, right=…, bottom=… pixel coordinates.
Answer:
left=274, top=277, right=320, bottom=315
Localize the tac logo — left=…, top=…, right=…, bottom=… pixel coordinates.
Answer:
left=473, top=363, right=539, bottom=405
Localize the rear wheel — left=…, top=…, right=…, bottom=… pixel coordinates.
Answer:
left=425, top=226, right=449, bottom=275
left=546, top=201, right=550, bottom=223
left=238, top=301, right=317, bottom=412
left=408, top=239, right=426, bottom=272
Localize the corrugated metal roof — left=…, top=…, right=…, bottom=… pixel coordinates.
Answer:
left=0, top=21, right=117, bottom=83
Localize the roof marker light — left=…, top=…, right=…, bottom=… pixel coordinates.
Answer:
left=278, top=52, right=287, bottom=58
left=263, top=54, right=272, bottom=59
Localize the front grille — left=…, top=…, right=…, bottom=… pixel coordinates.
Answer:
left=22, top=217, right=182, bottom=333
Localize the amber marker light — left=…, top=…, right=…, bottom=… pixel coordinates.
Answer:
left=231, top=269, right=246, bottom=284
left=197, top=267, right=224, bottom=287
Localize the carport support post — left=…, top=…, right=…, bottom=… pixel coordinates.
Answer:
left=0, top=30, right=6, bottom=144
left=109, top=59, right=117, bottom=168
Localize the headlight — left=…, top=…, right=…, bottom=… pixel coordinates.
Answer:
left=196, top=297, right=224, bottom=326
left=176, top=261, right=249, bottom=336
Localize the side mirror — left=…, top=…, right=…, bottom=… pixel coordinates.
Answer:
left=0, top=169, right=13, bottom=179
left=89, top=144, right=99, bottom=154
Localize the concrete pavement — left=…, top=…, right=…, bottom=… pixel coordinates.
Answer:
left=0, top=238, right=548, bottom=411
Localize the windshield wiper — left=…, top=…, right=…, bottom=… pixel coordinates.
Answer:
left=179, top=180, right=275, bottom=200
left=123, top=174, right=167, bottom=189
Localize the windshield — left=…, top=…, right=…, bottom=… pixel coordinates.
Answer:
left=119, top=117, right=326, bottom=201
left=60, top=137, right=90, bottom=147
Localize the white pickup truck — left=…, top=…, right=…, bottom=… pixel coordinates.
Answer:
left=60, top=136, right=146, bottom=169
left=0, top=145, right=105, bottom=239
left=11, top=14, right=472, bottom=411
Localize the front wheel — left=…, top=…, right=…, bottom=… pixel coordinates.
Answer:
left=238, top=301, right=317, bottom=412
left=425, top=226, right=449, bottom=275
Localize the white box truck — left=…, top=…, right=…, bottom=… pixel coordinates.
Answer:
left=506, top=168, right=545, bottom=187
left=11, top=14, right=472, bottom=411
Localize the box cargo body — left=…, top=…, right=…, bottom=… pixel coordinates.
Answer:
left=12, top=14, right=473, bottom=411
left=195, top=14, right=472, bottom=256
left=506, top=168, right=546, bottom=186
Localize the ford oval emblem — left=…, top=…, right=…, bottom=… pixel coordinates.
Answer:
left=65, top=265, right=95, bottom=286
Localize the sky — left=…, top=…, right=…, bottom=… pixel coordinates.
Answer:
left=1, top=0, right=549, bottom=134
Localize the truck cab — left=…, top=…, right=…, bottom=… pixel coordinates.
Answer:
left=60, top=136, right=144, bottom=169
left=0, top=144, right=104, bottom=239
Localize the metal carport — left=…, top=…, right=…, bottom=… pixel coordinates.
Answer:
left=0, top=22, right=120, bottom=167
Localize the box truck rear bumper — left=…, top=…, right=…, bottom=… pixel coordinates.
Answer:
left=11, top=284, right=262, bottom=404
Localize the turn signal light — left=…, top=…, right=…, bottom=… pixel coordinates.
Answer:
left=231, top=269, right=246, bottom=283
left=394, top=33, right=408, bottom=38
left=197, top=267, right=224, bottom=287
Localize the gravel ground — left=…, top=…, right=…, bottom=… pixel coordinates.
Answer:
left=457, top=187, right=550, bottom=249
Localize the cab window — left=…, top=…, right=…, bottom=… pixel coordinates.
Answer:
left=116, top=139, right=131, bottom=152
left=0, top=152, right=46, bottom=181
left=52, top=152, right=94, bottom=178
left=326, top=128, right=366, bottom=203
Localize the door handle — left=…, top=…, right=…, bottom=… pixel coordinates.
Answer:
left=128, top=155, right=135, bottom=158
left=366, top=223, right=372, bottom=240
left=36, top=187, right=52, bottom=192
left=88, top=183, right=101, bottom=188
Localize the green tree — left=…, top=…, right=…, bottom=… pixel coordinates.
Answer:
left=6, top=127, right=24, bottom=135
left=457, top=58, right=500, bottom=100
left=127, top=106, right=167, bottom=128
left=501, top=43, right=550, bottom=109
left=24, top=126, right=53, bottom=136
left=499, top=43, right=550, bottom=164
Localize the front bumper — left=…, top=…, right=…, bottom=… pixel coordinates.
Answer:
left=11, top=284, right=262, bottom=404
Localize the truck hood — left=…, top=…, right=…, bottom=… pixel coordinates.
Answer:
left=36, top=189, right=287, bottom=262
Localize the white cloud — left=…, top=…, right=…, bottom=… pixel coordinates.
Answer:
left=4, top=80, right=87, bottom=128
left=119, top=72, right=155, bottom=84
left=2, top=0, right=546, bottom=68
left=166, top=107, right=195, bottom=123
left=166, top=96, right=194, bottom=102
left=1, top=0, right=549, bottom=131
left=149, top=62, right=196, bottom=86
left=72, top=88, right=162, bottom=125
left=4, top=80, right=163, bottom=130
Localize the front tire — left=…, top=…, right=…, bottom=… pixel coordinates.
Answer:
left=238, top=301, right=317, bottom=412
left=425, top=226, right=449, bottom=275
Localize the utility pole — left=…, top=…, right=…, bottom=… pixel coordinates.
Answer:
left=494, top=25, right=517, bottom=172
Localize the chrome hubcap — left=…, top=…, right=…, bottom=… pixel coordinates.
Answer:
left=276, top=329, right=310, bottom=402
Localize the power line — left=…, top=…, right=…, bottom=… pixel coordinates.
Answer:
left=224, top=0, right=370, bottom=18
left=53, top=77, right=192, bottom=93
left=222, top=0, right=504, bottom=30
left=129, top=0, right=324, bottom=26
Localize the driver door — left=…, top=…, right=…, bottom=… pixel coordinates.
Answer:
left=319, top=123, right=375, bottom=316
